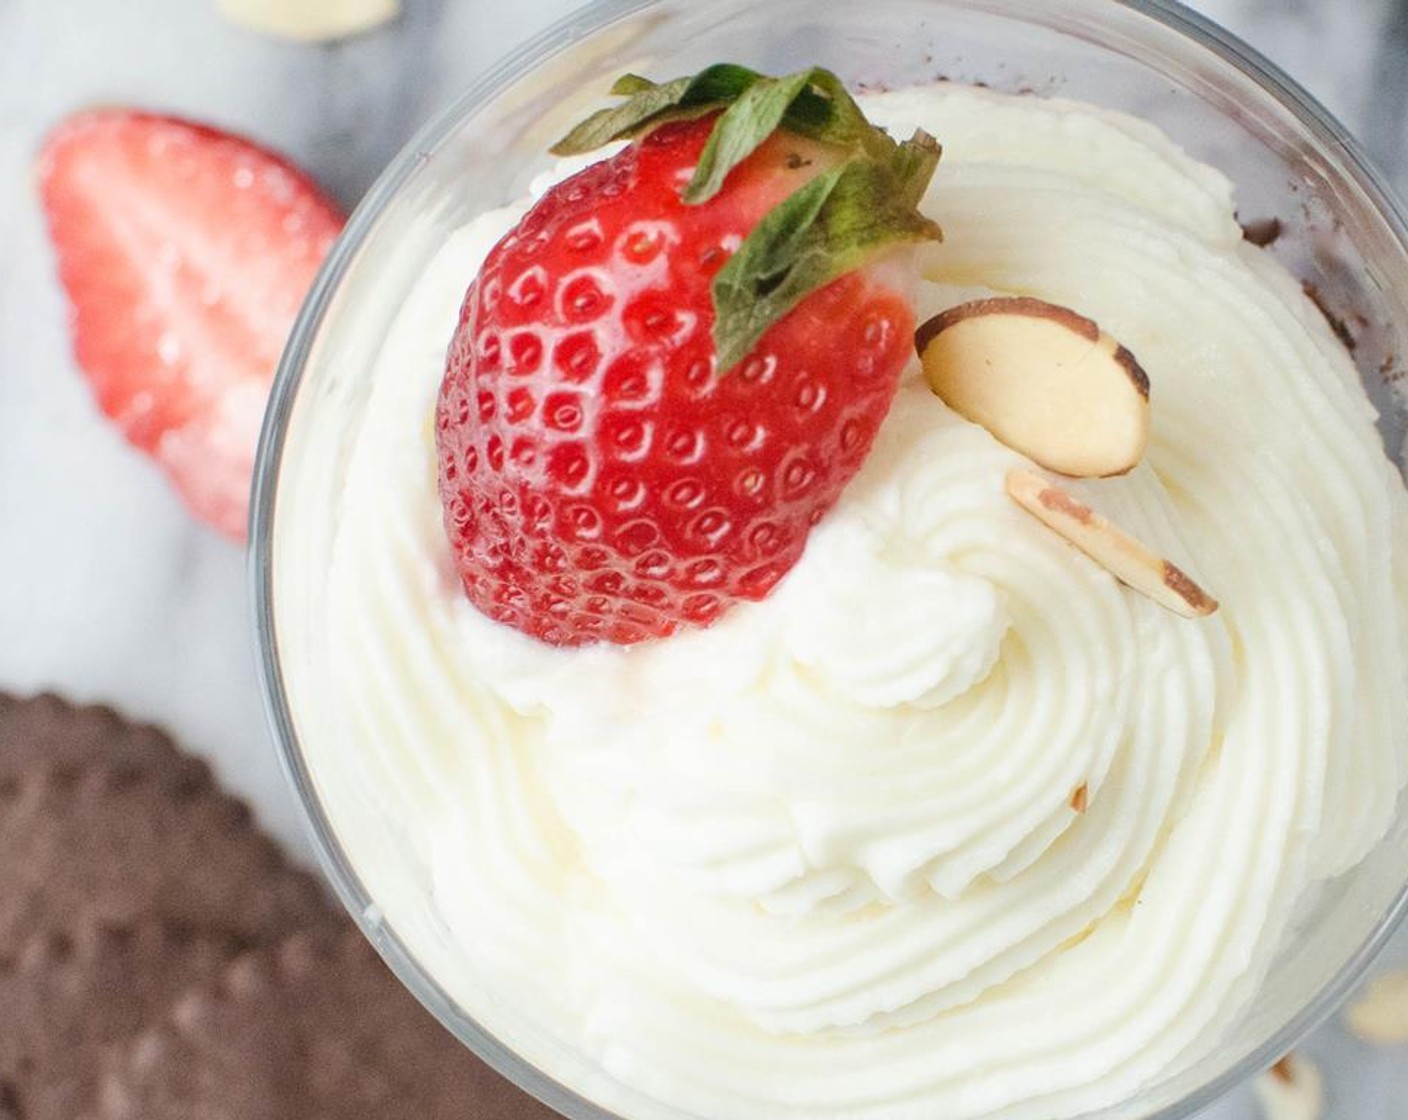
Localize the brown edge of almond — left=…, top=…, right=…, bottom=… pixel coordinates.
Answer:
left=1270, top=1056, right=1295, bottom=1083
left=1162, top=561, right=1217, bottom=617
left=1111, top=342, right=1150, bottom=400
left=1038, top=484, right=1094, bottom=526
left=916, top=296, right=1096, bottom=354
left=1005, top=468, right=1219, bottom=619
left=914, top=297, right=1150, bottom=400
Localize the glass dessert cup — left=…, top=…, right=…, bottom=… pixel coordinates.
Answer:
left=252, top=1, right=1408, bottom=1117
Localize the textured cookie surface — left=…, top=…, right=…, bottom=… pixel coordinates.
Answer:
left=0, top=692, right=198, bottom=782
left=0, top=920, right=236, bottom=1120
left=99, top=927, right=563, bottom=1120
left=0, top=692, right=334, bottom=955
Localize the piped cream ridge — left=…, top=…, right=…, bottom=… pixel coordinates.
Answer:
left=291, top=84, right=1408, bottom=1120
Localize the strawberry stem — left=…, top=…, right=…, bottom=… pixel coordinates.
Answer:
left=713, top=133, right=941, bottom=372
left=551, top=64, right=944, bottom=374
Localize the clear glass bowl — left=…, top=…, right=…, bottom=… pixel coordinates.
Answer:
left=251, top=1, right=1408, bottom=1117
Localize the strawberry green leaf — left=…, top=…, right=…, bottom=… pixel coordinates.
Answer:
left=552, top=64, right=896, bottom=173
left=712, top=132, right=942, bottom=373
left=550, top=64, right=763, bottom=155
left=550, top=74, right=696, bottom=155
left=552, top=65, right=944, bottom=375
left=610, top=73, right=659, bottom=95
left=780, top=69, right=894, bottom=161
left=685, top=63, right=770, bottom=104
left=888, top=128, right=942, bottom=208
left=682, top=68, right=911, bottom=204
left=683, top=71, right=818, bottom=204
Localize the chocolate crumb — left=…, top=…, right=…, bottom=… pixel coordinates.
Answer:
left=1240, top=216, right=1283, bottom=247
left=1070, top=784, right=1089, bottom=814
left=1302, top=282, right=1357, bottom=352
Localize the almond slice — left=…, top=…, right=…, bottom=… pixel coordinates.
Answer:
left=215, top=0, right=399, bottom=41
left=1253, top=1054, right=1323, bottom=1120
left=1005, top=468, right=1218, bottom=618
left=1344, top=970, right=1408, bottom=1043
left=917, top=297, right=1150, bottom=478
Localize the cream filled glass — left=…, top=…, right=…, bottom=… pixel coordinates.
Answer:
left=282, top=84, right=1408, bottom=1120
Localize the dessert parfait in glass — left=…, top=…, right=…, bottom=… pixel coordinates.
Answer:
left=255, top=3, right=1408, bottom=1119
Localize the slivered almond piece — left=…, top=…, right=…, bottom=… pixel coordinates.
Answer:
left=917, top=297, right=1150, bottom=478
left=215, top=0, right=399, bottom=41
left=1253, top=1053, right=1323, bottom=1120
left=1345, top=970, right=1408, bottom=1043
left=1005, top=468, right=1218, bottom=618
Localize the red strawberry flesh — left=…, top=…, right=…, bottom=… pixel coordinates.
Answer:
left=37, top=110, right=344, bottom=539
left=436, top=116, right=916, bottom=646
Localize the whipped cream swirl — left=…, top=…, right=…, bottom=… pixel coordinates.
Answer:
left=288, top=84, right=1408, bottom=1120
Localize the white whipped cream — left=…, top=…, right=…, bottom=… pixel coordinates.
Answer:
left=286, top=85, right=1408, bottom=1119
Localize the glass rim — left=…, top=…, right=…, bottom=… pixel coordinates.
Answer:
left=249, top=2, right=1408, bottom=1117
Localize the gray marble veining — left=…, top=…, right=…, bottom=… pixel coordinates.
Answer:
left=1, top=2, right=1406, bottom=1117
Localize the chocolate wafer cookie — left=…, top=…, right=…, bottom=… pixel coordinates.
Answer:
left=0, top=919, right=236, bottom=1120
left=0, top=693, right=335, bottom=956
left=0, top=692, right=201, bottom=783
left=99, top=927, right=562, bottom=1120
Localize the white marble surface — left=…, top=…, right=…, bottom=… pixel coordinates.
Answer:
left=1, top=1, right=1406, bottom=1117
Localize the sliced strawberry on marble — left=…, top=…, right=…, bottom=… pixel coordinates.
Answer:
left=37, top=110, right=344, bottom=539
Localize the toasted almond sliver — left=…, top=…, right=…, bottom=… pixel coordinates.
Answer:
left=1005, top=468, right=1218, bottom=618
left=215, top=0, right=399, bottom=41
left=917, top=297, right=1150, bottom=478
left=1345, top=970, right=1408, bottom=1043
left=1253, top=1053, right=1323, bottom=1120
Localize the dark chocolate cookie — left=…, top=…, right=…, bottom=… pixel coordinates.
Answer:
left=0, top=693, right=335, bottom=956
left=99, top=927, right=563, bottom=1120
left=0, top=919, right=236, bottom=1120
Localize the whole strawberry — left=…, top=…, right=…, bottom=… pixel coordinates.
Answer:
left=436, top=65, right=941, bottom=646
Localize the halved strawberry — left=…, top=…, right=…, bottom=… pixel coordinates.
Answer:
left=37, top=110, right=345, bottom=539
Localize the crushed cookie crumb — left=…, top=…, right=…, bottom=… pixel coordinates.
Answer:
left=1240, top=216, right=1283, bottom=247
left=1302, top=282, right=1357, bottom=352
